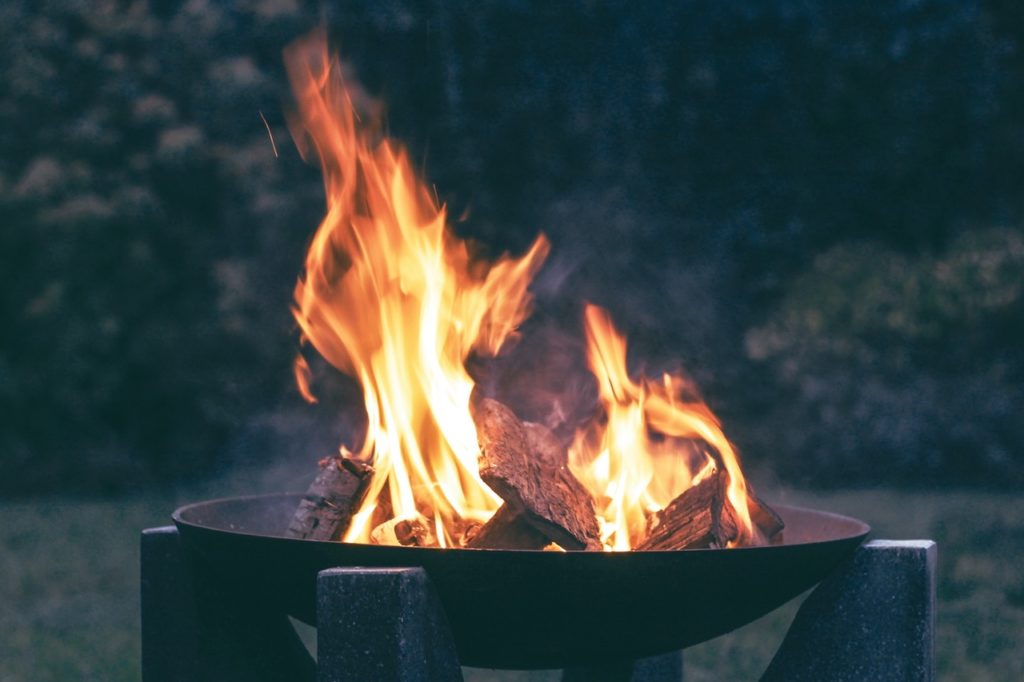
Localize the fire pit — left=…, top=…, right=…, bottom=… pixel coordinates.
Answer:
left=156, top=32, right=876, bottom=672
left=172, top=493, right=867, bottom=668
left=272, top=31, right=802, bottom=560
left=142, top=31, right=939, bottom=682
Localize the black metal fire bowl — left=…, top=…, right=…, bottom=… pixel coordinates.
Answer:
left=172, top=493, right=869, bottom=669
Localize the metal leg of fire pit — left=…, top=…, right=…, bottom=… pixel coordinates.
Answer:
left=316, top=566, right=683, bottom=682
left=141, top=526, right=316, bottom=682
left=761, top=540, right=937, bottom=682
left=316, top=567, right=463, bottom=682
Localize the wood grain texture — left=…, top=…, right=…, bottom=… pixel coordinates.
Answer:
left=287, top=455, right=373, bottom=541
left=636, top=470, right=737, bottom=551
left=473, top=398, right=600, bottom=550
left=465, top=503, right=550, bottom=549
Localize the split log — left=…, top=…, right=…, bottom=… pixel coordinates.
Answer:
left=472, top=398, right=601, bottom=550
left=636, top=470, right=737, bottom=551
left=522, top=421, right=568, bottom=468
left=370, top=515, right=438, bottom=547
left=704, top=448, right=786, bottom=546
left=288, top=454, right=373, bottom=541
left=465, top=503, right=550, bottom=550
left=466, top=421, right=570, bottom=550
left=747, top=488, right=785, bottom=542
left=717, top=486, right=785, bottom=547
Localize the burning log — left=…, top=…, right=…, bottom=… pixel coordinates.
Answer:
left=288, top=454, right=373, bottom=541
left=635, top=470, right=737, bottom=551
left=714, top=485, right=786, bottom=547
left=747, top=488, right=785, bottom=542
left=473, top=398, right=601, bottom=550
left=370, top=515, right=438, bottom=547
left=466, top=420, right=571, bottom=550
left=465, top=504, right=550, bottom=550
left=522, top=421, right=568, bottom=468
left=702, top=446, right=786, bottom=546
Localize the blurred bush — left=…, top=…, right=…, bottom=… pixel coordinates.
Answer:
left=0, top=0, right=322, bottom=492
left=744, top=229, right=1024, bottom=485
left=0, top=0, right=1022, bottom=492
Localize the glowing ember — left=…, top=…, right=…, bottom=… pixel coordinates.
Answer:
left=284, top=32, right=762, bottom=551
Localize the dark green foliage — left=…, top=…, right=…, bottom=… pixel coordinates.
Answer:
left=745, top=229, right=1024, bottom=485
left=1, top=1, right=1023, bottom=491
left=0, top=1, right=323, bottom=491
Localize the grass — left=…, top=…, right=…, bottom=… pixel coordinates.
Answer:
left=1, top=487, right=1022, bottom=681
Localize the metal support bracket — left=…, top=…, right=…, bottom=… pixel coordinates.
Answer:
left=316, top=567, right=463, bottom=681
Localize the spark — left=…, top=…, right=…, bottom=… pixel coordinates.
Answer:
left=259, top=110, right=279, bottom=158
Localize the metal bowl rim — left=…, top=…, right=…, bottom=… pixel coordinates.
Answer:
left=172, top=491, right=871, bottom=554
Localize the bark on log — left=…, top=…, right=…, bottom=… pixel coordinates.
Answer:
left=636, top=470, right=736, bottom=551
left=473, top=398, right=601, bottom=550
left=465, top=422, right=570, bottom=549
left=719, top=486, right=785, bottom=547
left=288, top=455, right=373, bottom=541
left=522, top=421, right=568, bottom=468
left=747, top=488, right=785, bottom=541
left=465, top=504, right=550, bottom=550
left=704, top=449, right=785, bottom=546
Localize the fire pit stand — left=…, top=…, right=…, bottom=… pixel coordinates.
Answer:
left=141, top=527, right=934, bottom=681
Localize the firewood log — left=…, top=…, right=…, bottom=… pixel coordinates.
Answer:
left=703, top=449, right=786, bottom=546
left=288, top=454, right=373, bottom=541
left=522, top=421, right=568, bottom=468
left=465, top=503, right=550, bottom=549
left=472, top=397, right=601, bottom=550
left=747, top=487, right=785, bottom=542
left=636, top=470, right=736, bottom=551
left=466, top=421, right=572, bottom=549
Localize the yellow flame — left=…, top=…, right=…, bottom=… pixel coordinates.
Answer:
left=285, top=33, right=549, bottom=546
left=569, top=304, right=754, bottom=549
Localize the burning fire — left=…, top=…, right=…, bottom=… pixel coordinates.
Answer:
left=285, top=33, right=755, bottom=550
left=569, top=305, right=753, bottom=548
left=286, top=33, right=549, bottom=546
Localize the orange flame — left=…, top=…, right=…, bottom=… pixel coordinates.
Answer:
left=569, top=304, right=754, bottom=549
left=286, top=33, right=549, bottom=546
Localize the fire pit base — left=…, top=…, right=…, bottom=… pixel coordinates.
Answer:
left=141, top=527, right=935, bottom=681
left=170, top=495, right=874, bottom=667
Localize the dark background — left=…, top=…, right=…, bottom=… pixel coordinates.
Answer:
left=2, top=0, right=1023, bottom=494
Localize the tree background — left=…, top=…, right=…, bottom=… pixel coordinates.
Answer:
left=2, top=0, right=1022, bottom=494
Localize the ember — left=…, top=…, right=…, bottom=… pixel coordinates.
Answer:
left=284, top=32, right=782, bottom=552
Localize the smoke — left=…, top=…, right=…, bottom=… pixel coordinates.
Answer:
left=468, top=189, right=740, bottom=452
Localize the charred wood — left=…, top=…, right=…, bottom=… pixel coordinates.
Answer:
left=636, top=470, right=736, bottom=551
left=703, top=449, right=785, bottom=546
left=747, top=487, right=786, bottom=543
left=718, top=486, right=786, bottom=547
left=465, top=421, right=571, bottom=550
left=522, top=421, right=568, bottom=468
left=473, top=397, right=601, bottom=550
left=287, top=455, right=373, bottom=541
left=465, top=504, right=550, bottom=550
